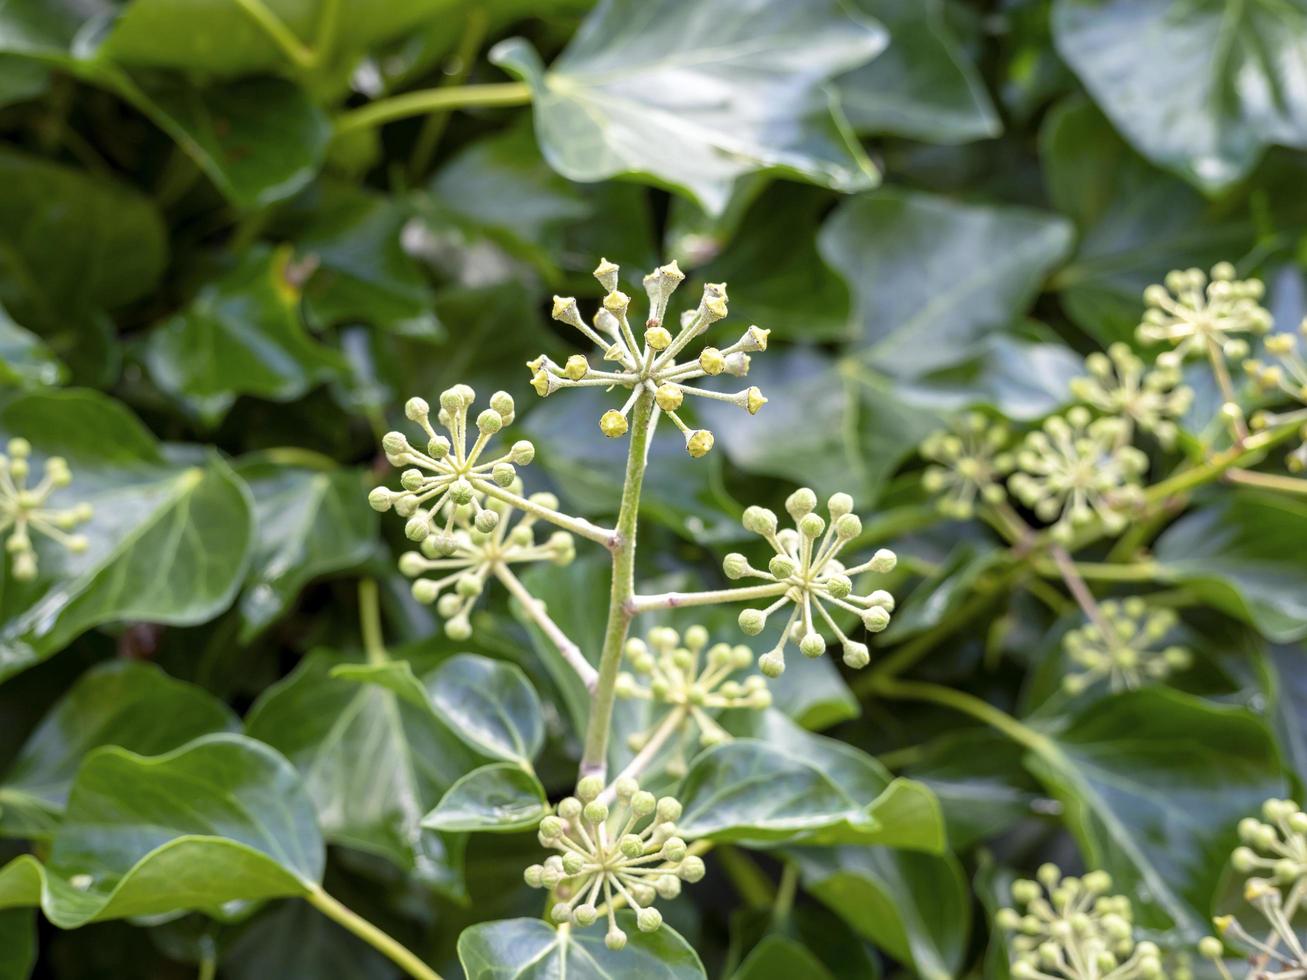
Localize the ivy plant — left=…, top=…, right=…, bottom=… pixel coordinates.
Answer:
left=4, top=0, right=1307, bottom=977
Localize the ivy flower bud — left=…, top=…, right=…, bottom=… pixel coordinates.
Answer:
left=600, top=410, right=629, bottom=438
left=699, top=348, right=726, bottom=375
left=685, top=429, right=714, bottom=458
left=655, top=384, right=684, bottom=411
left=646, top=326, right=673, bottom=350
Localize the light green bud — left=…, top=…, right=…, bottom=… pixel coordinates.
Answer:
left=636, top=907, right=662, bottom=932
left=723, top=552, right=749, bottom=579
left=577, top=776, right=604, bottom=803
left=738, top=608, right=767, bottom=635
left=799, top=633, right=825, bottom=658
left=574, top=904, right=598, bottom=926
left=679, top=855, right=706, bottom=882
left=786, top=487, right=817, bottom=519
left=511, top=440, right=535, bottom=465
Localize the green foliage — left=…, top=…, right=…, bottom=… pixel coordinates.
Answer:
left=3, top=0, right=1307, bottom=976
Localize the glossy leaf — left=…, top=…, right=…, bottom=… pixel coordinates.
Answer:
left=730, top=933, right=834, bottom=980
left=1025, top=688, right=1285, bottom=933
left=0, top=306, right=64, bottom=387
left=458, top=914, right=706, bottom=979
left=145, top=247, right=347, bottom=425
left=491, top=0, right=886, bottom=215
left=233, top=454, right=377, bottom=641
left=792, top=846, right=969, bottom=979
left=0, top=661, right=237, bottom=839
left=1041, top=98, right=1254, bottom=344
left=1155, top=490, right=1307, bottom=643
left=244, top=651, right=481, bottom=894
left=0, top=389, right=254, bottom=681
left=1053, top=0, right=1307, bottom=191
left=0, top=909, right=34, bottom=980
left=129, top=76, right=330, bottom=209
left=820, top=187, right=1073, bottom=377
left=839, top=0, right=999, bottom=143
left=0, top=734, right=322, bottom=927
left=422, top=763, right=548, bottom=833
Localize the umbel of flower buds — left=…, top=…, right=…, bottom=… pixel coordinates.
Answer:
left=996, top=864, right=1161, bottom=980
left=1137, top=262, right=1272, bottom=361
left=920, top=412, right=1014, bottom=519
left=368, top=386, right=534, bottom=551
left=397, top=487, right=574, bottom=640
left=1009, top=406, right=1147, bottom=542
left=1246, top=321, right=1307, bottom=472
left=0, top=438, right=92, bottom=581
left=524, top=776, right=704, bottom=951
left=1062, top=598, right=1191, bottom=694
left=724, top=489, right=896, bottom=677
left=527, top=258, right=770, bottom=457
left=616, top=625, right=770, bottom=749
left=1200, top=798, right=1307, bottom=978
left=1070, top=342, right=1193, bottom=448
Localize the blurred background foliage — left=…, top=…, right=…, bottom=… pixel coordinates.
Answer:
left=3, top=0, right=1307, bottom=976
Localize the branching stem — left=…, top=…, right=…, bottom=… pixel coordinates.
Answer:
left=476, top=481, right=618, bottom=549
left=494, top=563, right=597, bottom=691
left=626, top=582, right=789, bottom=615
left=358, top=579, right=388, bottom=666
left=305, top=886, right=442, bottom=980
left=335, top=83, right=533, bottom=135
left=598, top=707, right=687, bottom=805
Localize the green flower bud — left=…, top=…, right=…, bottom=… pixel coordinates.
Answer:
left=679, top=855, right=706, bottom=882
left=738, top=608, right=767, bottom=635
left=576, top=776, right=604, bottom=803
left=636, top=907, right=663, bottom=932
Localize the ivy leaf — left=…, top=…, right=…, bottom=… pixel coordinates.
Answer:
left=0, top=909, right=34, bottom=980
left=1155, top=490, right=1307, bottom=643
left=336, top=653, right=545, bottom=766
left=730, top=934, right=835, bottom=980
left=422, top=763, right=549, bottom=833
left=1024, top=688, right=1285, bottom=933
left=244, top=650, right=482, bottom=896
left=0, top=661, right=237, bottom=839
left=0, top=734, right=323, bottom=927
left=1041, top=98, right=1254, bottom=344
left=677, top=733, right=943, bottom=850
left=458, top=914, right=706, bottom=979
left=0, top=147, right=166, bottom=315
left=490, top=0, right=887, bottom=215
left=0, top=389, right=254, bottom=682
left=291, top=182, right=440, bottom=339
left=820, top=187, right=1073, bottom=377
left=1052, top=0, right=1307, bottom=191
left=791, top=846, right=969, bottom=979
left=145, top=247, right=347, bottom=425
left=0, top=305, right=64, bottom=387
left=233, top=453, right=377, bottom=642
left=838, top=0, right=999, bottom=143
left=126, top=75, right=330, bottom=209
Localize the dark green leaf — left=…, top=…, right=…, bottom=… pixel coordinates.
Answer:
left=820, top=187, right=1073, bottom=376
left=458, top=914, right=706, bottom=979
left=793, top=845, right=969, bottom=979
left=1053, top=0, right=1307, bottom=190
left=730, top=934, right=833, bottom=980
left=0, top=305, right=64, bottom=387
left=422, top=763, right=548, bottom=833
left=1155, top=490, right=1307, bottom=643
left=145, top=247, right=347, bottom=425
left=839, top=0, right=999, bottom=143
left=0, top=909, right=34, bottom=980
left=1024, top=688, right=1285, bottom=933
left=491, top=0, right=886, bottom=214
left=221, top=899, right=392, bottom=980
left=0, top=389, right=254, bottom=682
left=244, top=650, right=479, bottom=895
left=0, top=660, right=237, bottom=839
left=1041, top=98, right=1254, bottom=344
left=233, top=453, right=377, bottom=641
left=0, top=734, right=322, bottom=927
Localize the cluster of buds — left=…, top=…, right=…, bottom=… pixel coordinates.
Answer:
left=1137, top=263, right=1272, bottom=362
left=1246, top=323, right=1307, bottom=472
left=1, top=438, right=91, bottom=581
left=615, top=625, right=770, bottom=749
left=396, top=489, right=574, bottom=639
left=1199, top=799, right=1307, bottom=979
left=1009, top=407, right=1147, bottom=542
left=725, top=489, right=896, bottom=677
left=919, top=412, right=1014, bottom=519
left=1062, top=599, right=1191, bottom=694
left=528, top=259, right=769, bottom=457
left=996, top=864, right=1161, bottom=980
left=525, top=776, right=704, bottom=950
left=368, top=386, right=534, bottom=549
left=1070, top=343, right=1193, bottom=447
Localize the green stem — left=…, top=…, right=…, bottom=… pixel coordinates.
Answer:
left=359, top=579, right=388, bottom=666
left=773, top=862, right=799, bottom=924
left=475, top=481, right=617, bottom=549
left=305, top=886, right=442, bottom=980
left=1048, top=545, right=1111, bottom=638
left=494, top=563, right=597, bottom=690
left=1224, top=467, right=1307, bottom=496
left=580, top=388, right=655, bottom=781
left=598, top=706, right=687, bottom=804
left=626, top=581, right=789, bottom=614
left=231, top=0, right=316, bottom=68
left=335, top=82, right=532, bottom=135
left=1032, top=558, right=1165, bottom=583
left=716, top=845, right=775, bottom=910
left=866, top=676, right=1057, bottom=760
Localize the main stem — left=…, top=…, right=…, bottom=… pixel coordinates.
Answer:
left=580, top=388, right=655, bottom=782
left=305, top=886, right=442, bottom=980
left=335, top=83, right=532, bottom=135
